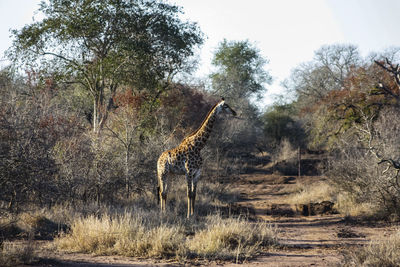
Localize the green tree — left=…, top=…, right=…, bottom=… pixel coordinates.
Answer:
left=210, top=39, right=271, bottom=102
left=8, top=0, right=203, bottom=133
left=261, top=103, right=304, bottom=148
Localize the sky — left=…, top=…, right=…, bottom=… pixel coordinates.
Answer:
left=1, top=0, right=400, bottom=107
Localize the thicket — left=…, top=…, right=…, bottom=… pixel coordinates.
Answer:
left=280, top=45, right=400, bottom=220
left=0, top=71, right=258, bottom=210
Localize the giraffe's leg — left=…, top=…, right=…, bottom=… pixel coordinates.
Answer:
left=159, top=189, right=166, bottom=212
left=186, top=182, right=192, bottom=219
left=159, top=174, right=168, bottom=213
left=191, top=183, right=197, bottom=216
left=190, top=169, right=201, bottom=217
left=160, top=190, right=167, bottom=212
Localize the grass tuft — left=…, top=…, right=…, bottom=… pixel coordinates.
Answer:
left=55, top=211, right=187, bottom=259
left=284, top=181, right=335, bottom=204
left=188, top=215, right=278, bottom=262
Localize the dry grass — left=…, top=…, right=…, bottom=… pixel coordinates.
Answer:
left=284, top=181, right=335, bottom=204
left=55, top=211, right=278, bottom=262
left=335, top=193, right=376, bottom=217
left=188, top=215, right=278, bottom=262
left=283, top=181, right=376, bottom=217
left=55, top=210, right=187, bottom=259
left=0, top=216, right=21, bottom=240
left=343, top=228, right=400, bottom=266
left=0, top=211, right=58, bottom=266
left=274, top=139, right=298, bottom=163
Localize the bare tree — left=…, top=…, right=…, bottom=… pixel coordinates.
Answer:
left=327, top=58, right=400, bottom=218
left=286, top=44, right=362, bottom=109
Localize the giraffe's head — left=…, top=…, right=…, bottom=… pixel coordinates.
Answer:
left=216, top=98, right=237, bottom=116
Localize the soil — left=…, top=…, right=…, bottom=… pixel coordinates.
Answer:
left=23, top=157, right=399, bottom=267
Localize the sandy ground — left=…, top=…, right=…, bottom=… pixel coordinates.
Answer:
left=25, top=169, right=399, bottom=266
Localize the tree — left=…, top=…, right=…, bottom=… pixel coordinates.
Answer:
left=306, top=55, right=400, bottom=149
left=286, top=44, right=361, bottom=110
left=210, top=39, right=271, bottom=102
left=261, top=103, right=305, bottom=149
left=104, top=90, right=145, bottom=197
left=207, top=40, right=271, bottom=172
left=313, top=56, right=400, bottom=218
left=8, top=0, right=203, bottom=133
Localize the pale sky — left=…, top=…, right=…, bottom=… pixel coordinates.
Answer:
left=1, top=0, right=400, bottom=106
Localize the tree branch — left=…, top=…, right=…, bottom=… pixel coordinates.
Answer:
left=375, top=58, right=400, bottom=91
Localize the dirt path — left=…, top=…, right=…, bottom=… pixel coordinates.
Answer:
left=230, top=172, right=397, bottom=266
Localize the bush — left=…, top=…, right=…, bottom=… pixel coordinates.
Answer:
left=327, top=107, right=400, bottom=220
left=261, top=103, right=305, bottom=150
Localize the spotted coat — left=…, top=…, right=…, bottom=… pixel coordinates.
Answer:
left=157, top=99, right=236, bottom=218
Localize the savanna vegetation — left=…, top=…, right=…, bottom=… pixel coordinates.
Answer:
left=1, top=0, right=400, bottom=266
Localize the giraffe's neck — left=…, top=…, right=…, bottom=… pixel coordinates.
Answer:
left=187, top=103, right=220, bottom=150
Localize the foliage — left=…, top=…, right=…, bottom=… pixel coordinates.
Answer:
left=206, top=39, right=272, bottom=177
left=8, top=0, right=203, bottom=132
left=327, top=106, right=400, bottom=219
left=210, top=39, right=271, bottom=102
left=283, top=44, right=400, bottom=219
left=261, top=103, right=305, bottom=149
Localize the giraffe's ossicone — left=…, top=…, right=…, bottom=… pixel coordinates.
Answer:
left=157, top=98, right=236, bottom=218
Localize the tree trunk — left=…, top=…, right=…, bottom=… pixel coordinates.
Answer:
left=125, top=149, right=130, bottom=198
left=93, top=98, right=99, bottom=133
left=92, top=90, right=105, bottom=133
left=298, top=146, right=301, bottom=178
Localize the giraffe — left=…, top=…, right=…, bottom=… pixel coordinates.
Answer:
left=157, top=98, right=236, bottom=218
